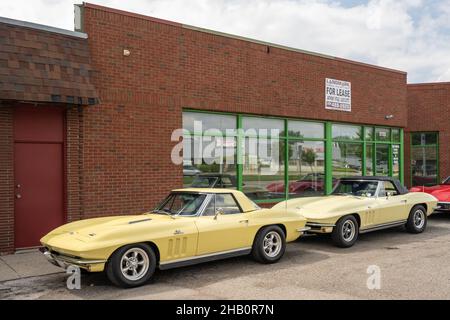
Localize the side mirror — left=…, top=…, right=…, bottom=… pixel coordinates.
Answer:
left=214, top=208, right=224, bottom=220
left=386, top=192, right=393, bottom=198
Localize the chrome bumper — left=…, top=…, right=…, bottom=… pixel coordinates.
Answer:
left=305, top=222, right=336, bottom=233
left=41, top=249, right=106, bottom=270
left=296, top=227, right=312, bottom=232
left=436, top=202, right=450, bottom=211
left=306, top=222, right=336, bottom=228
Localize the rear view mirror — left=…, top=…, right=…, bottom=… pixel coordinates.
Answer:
left=214, top=208, right=224, bottom=220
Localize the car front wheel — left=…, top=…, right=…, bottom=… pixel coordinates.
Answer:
left=252, top=226, right=286, bottom=264
left=331, top=215, right=359, bottom=248
left=106, top=243, right=156, bottom=288
left=406, top=205, right=427, bottom=233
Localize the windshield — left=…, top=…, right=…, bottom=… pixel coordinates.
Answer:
left=191, top=176, right=218, bottom=188
left=154, top=193, right=206, bottom=216
left=332, top=180, right=379, bottom=197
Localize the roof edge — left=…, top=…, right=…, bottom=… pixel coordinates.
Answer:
left=83, top=2, right=406, bottom=75
left=408, top=82, right=450, bottom=87
left=0, top=16, right=88, bottom=39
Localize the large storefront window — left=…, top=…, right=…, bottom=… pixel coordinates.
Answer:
left=183, top=136, right=237, bottom=188
left=375, top=144, right=390, bottom=176
left=182, top=111, right=404, bottom=203
left=365, top=143, right=374, bottom=176
left=287, top=141, right=325, bottom=198
left=243, top=137, right=284, bottom=200
left=332, top=142, right=363, bottom=179
left=411, top=132, right=439, bottom=186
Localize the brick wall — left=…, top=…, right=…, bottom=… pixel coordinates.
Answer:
left=0, top=106, right=14, bottom=254
left=406, top=83, right=450, bottom=187
left=66, top=106, right=83, bottom=221
left=78, top=3, right=408, bottom=217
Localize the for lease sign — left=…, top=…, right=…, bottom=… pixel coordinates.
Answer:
left=325, top=78, right=351, bottom=112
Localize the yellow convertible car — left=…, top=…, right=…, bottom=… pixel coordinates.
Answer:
left=273, top=177, right=438, bottom=248
left=41, top=189, right=308, bottom=288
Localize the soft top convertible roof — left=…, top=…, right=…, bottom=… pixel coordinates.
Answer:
left=339, top=176, right=409, bottom=195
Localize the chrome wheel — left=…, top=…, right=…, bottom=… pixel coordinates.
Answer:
left=263, top=231, right=282, bottom=258
left=413, top=209, right=426, bottom=229
left=120, top=248, right=149, bottom=281
left=342, top=220, right=356, bottom=242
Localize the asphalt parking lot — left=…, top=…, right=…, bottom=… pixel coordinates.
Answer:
left=1, top=212, right=450, bottom=300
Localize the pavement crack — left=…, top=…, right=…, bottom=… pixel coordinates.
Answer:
left=0, top=256, right=20, bottom=277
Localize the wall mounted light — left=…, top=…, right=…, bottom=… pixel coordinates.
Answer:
left=123, top=49, right=131, bottom=57
left=385, top=114, right=394, bottom=120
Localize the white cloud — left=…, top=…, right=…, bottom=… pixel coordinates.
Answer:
left=0, top=0, right=449, bottom=83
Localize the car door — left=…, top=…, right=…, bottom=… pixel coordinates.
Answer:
left=374, top=181, right=409, bottom=225
left=195, top=193, right=253, bottom=255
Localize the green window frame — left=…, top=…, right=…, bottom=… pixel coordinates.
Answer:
left=182, top=109, right=404, bottom=203
left=410, top=132, right=439, bottom=187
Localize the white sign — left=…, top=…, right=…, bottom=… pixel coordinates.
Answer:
left=325, top=78, right=351, bottom=112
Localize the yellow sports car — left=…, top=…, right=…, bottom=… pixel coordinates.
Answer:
left=41, top=189, right=308, bottom=288
left=273, top=177, right=438, bottom=248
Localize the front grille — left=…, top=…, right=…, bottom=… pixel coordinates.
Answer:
left=438, top=203, right=450, bottom=210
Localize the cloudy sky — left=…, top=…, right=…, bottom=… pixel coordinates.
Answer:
left=0, top=0, right=449, bottom=83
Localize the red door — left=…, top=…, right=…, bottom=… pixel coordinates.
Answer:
left=14, top=106, right=65, bottom=249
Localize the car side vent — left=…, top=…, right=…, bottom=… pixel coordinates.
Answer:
left=128, top=218, right=152, bottom=224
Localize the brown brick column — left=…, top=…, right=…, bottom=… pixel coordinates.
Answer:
left=0, top=106, right=14, bottom=254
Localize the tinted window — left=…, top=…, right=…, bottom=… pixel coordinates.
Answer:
left=183, top=112, right=236, bottom=135
left=202, top=194, right=242, bottom=216
left=332, top=124, right=362, bottom=141
left=332, top=180, right=378, bottom=197
left=288, top=121, right=324, bottom=139
left=412, top=133, right=438, bottom=146
left=379, top=181, right=398, bottom=197
left=242, top=117, right=284, bottom=137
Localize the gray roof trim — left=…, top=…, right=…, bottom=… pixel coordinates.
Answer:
left=0, top=16, right=88, bottom=39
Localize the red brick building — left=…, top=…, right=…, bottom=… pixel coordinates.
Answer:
left=0, top=3, right=447, bottom=254
left=405, top=83, right=450, bottom=187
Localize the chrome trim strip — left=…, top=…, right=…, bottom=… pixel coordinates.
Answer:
left=43, top=250, right=106, bottom=268
left=359, top=220, right=407, bottom=234
left=160, top=247, right=252, bottom=267
left=306, top=222, right=336, bottom=228
left=297, top=227, right=312, bottom=232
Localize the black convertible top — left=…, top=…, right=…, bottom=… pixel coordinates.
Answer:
left=339, top=176, right=409, bottom=195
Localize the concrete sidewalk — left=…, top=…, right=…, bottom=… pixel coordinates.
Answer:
left=0, top=250, right=63, bottom=282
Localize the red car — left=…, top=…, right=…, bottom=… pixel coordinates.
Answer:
left=266, top=173, right=336, bottom=195
left=410, top=176, right=450, bottom=211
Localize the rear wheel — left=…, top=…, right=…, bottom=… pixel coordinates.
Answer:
left=252, top=226, right=286, bottom=264
left=331, top=215, right=359, bottom=248
left=406, top=205, right=427, bottom=233
left=106, top=243, right=156, bottom=288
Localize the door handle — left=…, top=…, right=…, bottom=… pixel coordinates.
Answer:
left=239, top=219, right=249, bottom=224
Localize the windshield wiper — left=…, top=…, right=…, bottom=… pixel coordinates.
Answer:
left=151, top=209, right=176, bottom=219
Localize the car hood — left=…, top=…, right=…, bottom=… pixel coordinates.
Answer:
left=274, top=195, right=373, bottom=219
left=40, top=214, right=175, bottom=248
